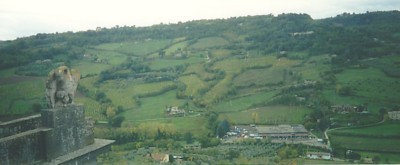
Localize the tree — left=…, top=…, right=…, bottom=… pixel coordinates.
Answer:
left=227, top=150, right=240, bottom=160
left=184, top=132, right=194, bottom=144
left=277, top=146, right=298, bottom=159
left=251, top=112, right=260, bottom=124
left=347, top=151, right=361, bottom=160
left=111, top=116, right=125, bottom=127
left=216, top=119, right=230, bottom=138
left=106, top=106, right=116, bottom=118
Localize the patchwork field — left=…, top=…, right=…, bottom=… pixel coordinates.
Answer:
left=189, top=37, right=229, bottom=49
left=0, top=78, right=45, bottom=116
left=95, top=39, right=172, bottom=56
left=221, top=105, right=311, bottom=125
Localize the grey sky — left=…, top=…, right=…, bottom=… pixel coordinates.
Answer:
left=0, top=0, right=399, bottom=41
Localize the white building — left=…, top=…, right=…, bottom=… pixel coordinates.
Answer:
left=306, top=152, right=331, bottom=160
left=388, top=111, right=400, bottom=120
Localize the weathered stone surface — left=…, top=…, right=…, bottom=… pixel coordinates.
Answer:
left=0, top=105, right=113, bottom=165
left=45, top=66, right=80, bottom=108
left=45, top=139, right=114, bottom=165
left=0, top=114, right=41, bottom=138
left=0, top=128, right=51, bottom=165
left=41, top=104, right=94, bottom=160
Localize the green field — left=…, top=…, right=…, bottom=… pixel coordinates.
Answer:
left=72, top=61, right=111, bottom=76
left=147, top=56, right=204, bottom=70
left=211, top=56, right=276, bottom=74
left=221, top=105, right=311, bottom=125
left=75, top=95, right=106, bottom=121
left=189, top=37, right=229, bottom=49
left=211, top=91, right=278, bottom=113
left=121, top=90, right=185, bottom=121
left=210, top=49, right=232, bottom=59
left=0, top=78, right=45, bottom=115
left=84, top=49, right=129, bottom=65
left=123, top=116, right=207, bottom=137
left=233, top=67, right=284, bottom=87
left=336, top=67, right=400, bottom=103
left=0, top=68, right=16, bottom=78
left=163, top=40, right=189, bottom=57
left=183, top=63, right=215, bottom=80
left=102, top=80, right=176, bottom=109
left=178, top=75, right=208, bottom=97
left=96, top=39, right=171, bottom=56
left=329, top=122, right=400, bottom=155
left=330, top=121, right=400, bottom=137
left=329, top=134, right=400, bottom=153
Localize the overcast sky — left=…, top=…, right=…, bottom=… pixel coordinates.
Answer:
left=0, top=0, right=399, bottom=41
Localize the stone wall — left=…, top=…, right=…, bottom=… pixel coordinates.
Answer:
left=0, top=104, right=112, bottom=165
left=0, top=128, right=50, bottom=164
left=0, top=114, right=41, bottom=138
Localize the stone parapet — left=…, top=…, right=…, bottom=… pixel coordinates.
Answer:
left=0, top=114, right=41, bottom=138
left=0, top=104, right=113, bottom=165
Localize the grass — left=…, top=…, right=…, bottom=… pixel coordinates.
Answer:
left=201, top=75, right=233, bottom=106
left=327, top=118, right=400, bottom=163
left=0, top=78, right=45, bottom=115
left=211, top=91, right=278, bottom=113
left=329, top=134, right=400, bottom=153
left=358, top=151, right=400, bottom=164
left=233, top=68, right=284, bottom=87
left=163, top=41, right=189, bottom=57
left=293, top=55, right=330, bottom=80
left=221, top=105, right=311, bottom=125
left=123, top=116, right=207, bottom=137
left=178, top=75, right=208, bottom=97
left=121, top=90, right=185, bottom=121
left=189, top=37, right=229, bottom=49
left=211, top=56, right=277, bottom=74
left=72, top=61, right=111, bottom=77
left=183, top=63, right=215, bottom=80
left=85, top=49, right=129, bottom=66
left=102, top=80, right=176, bottom=109
left=0, top=68, right=16, bottom=78
left=75, top=95, right=106, bottom=121
left=96, top=39, right=171, bottom=56
left=210, top=49, right=232, bottom=59
left=147, top=56, right=204, bottom=70
left=330, top=121, right=400, bottom=137
left=322, top=67, right=400, bottom=114
left=336, top=67, right=400, bottom=103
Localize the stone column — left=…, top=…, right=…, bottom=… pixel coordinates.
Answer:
left=41, top=104, right=94, bottom=160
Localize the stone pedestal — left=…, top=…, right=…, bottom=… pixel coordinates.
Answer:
left=41, top=104, right=94, bottom=160
left=0, top=104, right=114, bottom=165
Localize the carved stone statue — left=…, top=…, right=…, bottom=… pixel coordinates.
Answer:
left=45, top=66, right=80, bottom=108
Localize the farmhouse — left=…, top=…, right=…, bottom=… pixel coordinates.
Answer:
left=166, top=106, right=185, bottom=117
left=306, top=152, right=331, bottom=160
left=256, top=124, right=310, bottom=139
left=388, top=111, right=400, bottom=120
left=148, top=153, right=170, bottom=163
left=331, top=104, right=354, bottom=113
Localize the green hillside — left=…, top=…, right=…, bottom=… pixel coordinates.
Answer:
left=1, top=11, right=400, bottom=163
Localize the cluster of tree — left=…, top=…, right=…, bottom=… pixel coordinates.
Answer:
left=204, top=112, right=231, bottom=138
left=2, top=11, right=399, bottom=70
